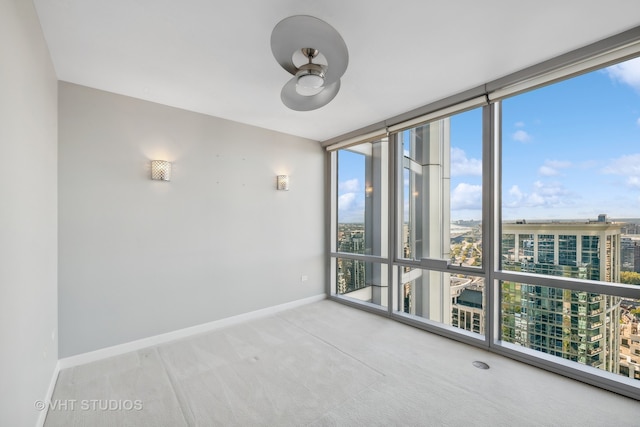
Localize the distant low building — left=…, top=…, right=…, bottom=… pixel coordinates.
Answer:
left=452, top=287, right=484, bottom=334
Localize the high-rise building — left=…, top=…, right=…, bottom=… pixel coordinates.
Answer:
left=336, top=225, right=367, bottom=294
left=501, top=221, right=622, bottom=374
left=620, top=232, right=640, bottom=272
left=620, top=309, right=640, bottom=380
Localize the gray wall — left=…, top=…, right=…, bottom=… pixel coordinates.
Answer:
left=59, top=82, right=325, bottom=357
left=0, top=1, right=59, bottom=426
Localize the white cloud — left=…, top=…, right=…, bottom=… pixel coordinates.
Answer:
left=338, top=193, right=356, bottom=210
left=509, top=185, right=523, bottom=201
left=637, top=117, right=640, bottom=127
left=451, top=183, right=482, bottom=210
left=538, top=159, right=571, bottom=176
left=605, top=57, right=640, bottom=92
left=545, top=160, right=572, bottom=169
left=538, top=166, right=558, bottom=176
left=602, top=153, right=640, bottom=176
left=527, top=192, right=545, bottom=206
left=529, top=181, right=568, bottom=206
left=504, top=180, right=570, bottom=208
left=602, top=153, right=640, bottom=190
left=512, top=129, right=532, bottom=143
left=628, top=176, right=640, bottom=188
left=515, top=121, right=525, bottom=128
left=339, top=178, right=359, bottom=192
left=451, top=147, right=482, bottom=176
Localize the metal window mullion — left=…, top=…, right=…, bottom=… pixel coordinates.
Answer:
left=327, top=150, right=337, bottom=296
left=329, top=252, right=387, bottom=264
left=394, top=135, right=405, bottom=310
left=387, top=133, right=397, bottom=315
left=485, top=101, right=501, bottom=348
left=364, top=143, right=376, bottom=302
left=494, top=270, right=640, bottom=299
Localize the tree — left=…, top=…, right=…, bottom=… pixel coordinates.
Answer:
left=620, top=271, right=640, bottom=285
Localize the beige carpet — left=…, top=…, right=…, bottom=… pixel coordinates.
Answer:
left=45, top=300, right=640, bottom=426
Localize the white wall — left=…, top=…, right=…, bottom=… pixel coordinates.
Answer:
left=58, top=82, right=325, bottom=357
left=0, top=1, right=59, bottom=426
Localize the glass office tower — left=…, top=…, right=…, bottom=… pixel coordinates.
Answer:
left=501, top=220, right=622, bottom=373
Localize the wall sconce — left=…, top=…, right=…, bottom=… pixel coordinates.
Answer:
left=151, top=160, right=172, bottom=181
left=276, top=175, right=289, bottom=191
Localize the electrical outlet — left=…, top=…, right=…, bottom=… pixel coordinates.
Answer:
left=300, top=275, right=308, bottom=283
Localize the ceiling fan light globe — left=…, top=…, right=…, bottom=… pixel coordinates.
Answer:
left=295, top=84, right=324, bottom=96
left=297, top=73, right=324, bottom=89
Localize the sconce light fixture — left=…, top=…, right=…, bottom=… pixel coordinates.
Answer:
left=276, top=175, right=289, bottom=191
left=151, top=160, right=172, bottom=181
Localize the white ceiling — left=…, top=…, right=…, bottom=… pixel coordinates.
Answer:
left=33, top=0, right=640, bottom=142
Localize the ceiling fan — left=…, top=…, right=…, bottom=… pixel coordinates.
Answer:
left=271, top=15, right=349, bottom=111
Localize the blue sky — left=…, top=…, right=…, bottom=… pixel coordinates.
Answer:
left=337, top=57, right=640, bottom=223
left=502, top=57, right=640, bottom=220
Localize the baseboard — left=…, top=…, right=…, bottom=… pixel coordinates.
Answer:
left=58, top=294, right=326, bottom=370
left=37, top=360, right=61, bottom=427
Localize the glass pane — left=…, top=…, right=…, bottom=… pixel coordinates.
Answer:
left=400, top=108, right=483, bottom=267
left=501, top=56, right=640, bottom=280
left=401, top=268, right=485, bottom=336
left=501, top=281, right=640, bottom=381
left=335, top=257, right=388, bottom=307
left=337, top=139, right=388, bottom=256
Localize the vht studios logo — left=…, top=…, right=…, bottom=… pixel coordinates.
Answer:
left=35, top=399, right=143, bottom=412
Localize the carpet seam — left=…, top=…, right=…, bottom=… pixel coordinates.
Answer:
left=154, top=346, right=195, bottom=426
left=276, top=311, right=387, bottom=378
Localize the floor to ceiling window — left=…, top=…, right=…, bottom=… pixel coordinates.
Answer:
left=327, top=40, right=640, bottom=399
left=332, top=137, right=389, bottom=308
left=395, top=108, right=484, bottom=335
left=499, top=57, right=640, bottom=383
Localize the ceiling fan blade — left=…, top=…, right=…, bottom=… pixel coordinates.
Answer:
left=271, top=15, right=348, bottom=86
left=281, top=78, right=341, bottom=111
